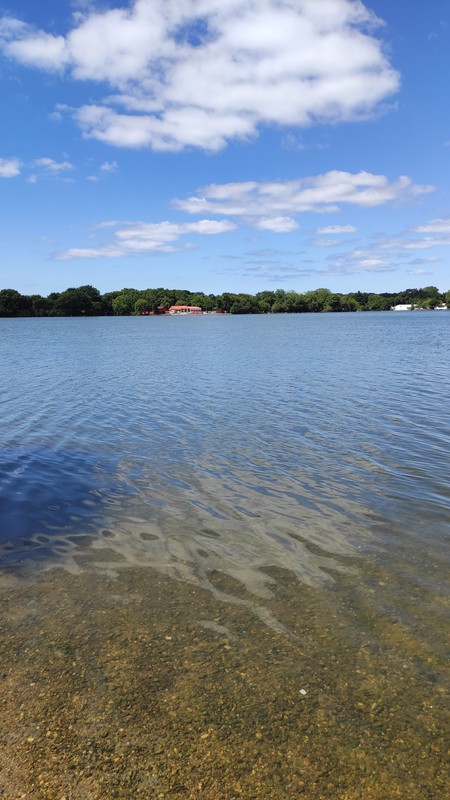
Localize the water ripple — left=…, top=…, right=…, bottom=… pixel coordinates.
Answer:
left=0, top=313, right=449, bottom=610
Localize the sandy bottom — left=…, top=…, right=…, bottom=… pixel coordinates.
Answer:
left=0, top=554, right=448, bottom=799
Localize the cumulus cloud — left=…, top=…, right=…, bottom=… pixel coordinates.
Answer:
left=175, top=172, right=433, bottom=225
left=0, top=157, right=21, bottom=178
left=255, top=217, right=299, bottom=233
left=55, top=218, right=236, bottom=260
left=0, top=0, right=400, bottom=151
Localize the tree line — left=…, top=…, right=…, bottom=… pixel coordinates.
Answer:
left=0, top=284, right=449, bottom=317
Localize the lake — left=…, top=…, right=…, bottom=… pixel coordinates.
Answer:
left=0, top=312, right=449, bottom=799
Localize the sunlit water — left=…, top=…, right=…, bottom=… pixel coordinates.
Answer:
left=0, top=313, right=449, bottom=798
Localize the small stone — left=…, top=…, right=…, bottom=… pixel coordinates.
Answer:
left=299, top=689, right=307, bottom=696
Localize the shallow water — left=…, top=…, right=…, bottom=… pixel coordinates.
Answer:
left=0, top=313, right=449, bottom=798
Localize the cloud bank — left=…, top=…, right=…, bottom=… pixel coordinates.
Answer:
left=53, top=170, right=435, bottom=263
left=56, top=219, right=236, bottom=260
left=0, top=0, right=400, bottom=151
left=175, top=172, right=433, bottom=221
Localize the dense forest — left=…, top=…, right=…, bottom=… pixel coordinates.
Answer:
left=0, top=284, right=449, bottom=317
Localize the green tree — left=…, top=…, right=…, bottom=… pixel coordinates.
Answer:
left=100, top=291, right=118, bottom=315
left=112, top=289, right=141, bottom=315
left=30, top=294, right=51, bottom=316
left=0, top=289, right=32, bottom=316
left=134, top=298, right=152, bottom=315
left=284, top=291, right=307, bottom=312
left=217, top=293, right=239, bottom=312
left=54, top=285, right=102, bottom=316
left=347, top=291, right=368, bottom=309
left=303, top=288, right=332, bottom=312
left=366, top=294, right=391, bottom=311
left=255, top=290, right=277, bottom=311
left=140, top=289, right=163, bottom=312
left=323, top=293, right=343, bottom=312
left=228, top=294, right=261, bottom=314
left=340, top=296, right=359, bottom=312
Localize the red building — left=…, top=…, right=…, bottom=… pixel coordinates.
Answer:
left=168, top=305, right=203, bottom=314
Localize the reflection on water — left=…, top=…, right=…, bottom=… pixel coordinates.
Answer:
left=0, top=313, right=449, bottom=797
left=0, top=446, right=125, bottom=562
left=1, top=313, right=449, bottom=627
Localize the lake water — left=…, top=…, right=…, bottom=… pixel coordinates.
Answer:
left=0, top=313, right=449, bottom=799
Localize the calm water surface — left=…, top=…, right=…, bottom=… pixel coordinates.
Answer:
left=0, top=313, right=449, bottom=798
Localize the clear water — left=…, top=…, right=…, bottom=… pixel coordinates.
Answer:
left=0, top=313, right=449, bottom=798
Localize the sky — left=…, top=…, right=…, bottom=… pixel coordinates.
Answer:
left=0, top=0, right=449, bottom=297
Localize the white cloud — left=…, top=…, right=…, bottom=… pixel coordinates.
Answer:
left=380, top=235, right=450, bottom=250
left=413, top=217, right=450, bottom=233
left=33, top=157, right=74, bottom=173
left=408, top=257, right=440, bottom=264
left=100, top=160, right=118, bottom=172
left=10, top=32, right=68, bottom=70
left=93, top=220, right=119, bottom=229
left=315, top=224, right=356, bottom=234
left=0, top=157, right=22, bottom=178
left=25, top=157, right=75, bottom=183
left=407, top=268, right=433, bottom=276
left=311, top=238, right=341, bottom=247
left=325, top=248, right=396, bottom=274
left=242, top=264, right=315, bottom=282
left=348, top=250, right=394, bottom=271
left=376, top=217, right=450, bottom=254
left=86, top=160, right=118, bottom=182
left=175, top=172, right=433, bottom=226
left=55, top=218, right=236, bottom=259
left=1, top=0, right=400, bottom=151
left=354, top=257, right=392, bottom=270
left=255, top=216, right=299, bottom=233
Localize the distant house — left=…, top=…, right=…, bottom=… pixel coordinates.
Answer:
left=140, top=306, right=168, bottom=315
left=391, top=304, right=413, bottom=311
left=168, top=305, right=203, bottom=314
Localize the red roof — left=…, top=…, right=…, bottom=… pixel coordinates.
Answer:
left=169, top=305, right=202, bottom=311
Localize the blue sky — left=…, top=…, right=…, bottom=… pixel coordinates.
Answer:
left=1, top=0, right=449, bottom=296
